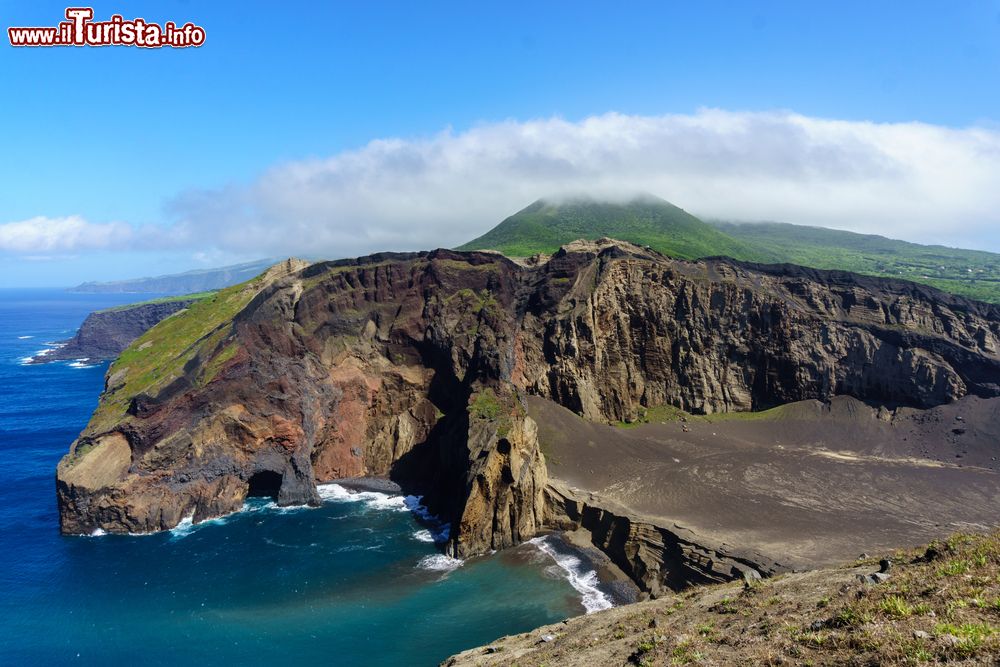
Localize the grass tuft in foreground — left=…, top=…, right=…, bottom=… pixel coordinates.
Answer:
left=446, top=530, right=1000, bottom=666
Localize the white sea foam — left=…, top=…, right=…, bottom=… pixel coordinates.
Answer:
left=19, top=342, right=69, bottom=364
left=87, top=526, right=154, bottom=538
left=417, top=554, right=464, bottom=572
left=403, top=495, right=434, bottom=520
left=242, top=499, right=275, bottom=513
left=68, top=359, right=96, bottom=369
left=272, top=503, right=311, bottom=514
left=19, top=347, right=55, bottom=365
left=403, top=494, right=451, bottom=542
left=317, top=483, right=411, bottom=514
left=165, top=511, right=237, bottom=539
left=364, top=493, right=408, bottom=511
left=317, top=484, right=454, bottom=552
left=17, top=335, right=33, bottom=339
left=169, top=513, right=197, bottom=538
left=529, top=535, right=614, bottom=613
left=315, top=483, right=352, bottom=501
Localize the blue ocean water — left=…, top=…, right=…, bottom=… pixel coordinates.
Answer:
left=0, top=289, right=604, bottom=666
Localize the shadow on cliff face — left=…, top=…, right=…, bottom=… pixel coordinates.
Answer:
left=390, top=412, right=471, bottom=525
left=390, top=330, right=476, bottom=529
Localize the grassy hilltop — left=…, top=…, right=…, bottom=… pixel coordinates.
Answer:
left=458, top=195, right=767, bottom=262
left=460, top=195, right=1000, bottom=303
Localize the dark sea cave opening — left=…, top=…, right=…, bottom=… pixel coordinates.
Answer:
left=246, top=470, right=283, bottom=500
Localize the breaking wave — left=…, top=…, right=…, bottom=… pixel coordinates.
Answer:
left=316, top=483, right=406, bottom=511
left=529, top=535, right=613, bottom=613
left=18, top=342, right=67, bottom=365
left=317, top=483, right=451, bottom=542
left=417, top=554, right=464, bottom=572
left=167, top=512, right=233, bottom=539
left=19, top=347, right=56, bottom=364
left=170, top=513, right=197, bottom=538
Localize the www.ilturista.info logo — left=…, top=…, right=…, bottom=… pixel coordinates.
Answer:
left=8, top=7, right=205, bottom=48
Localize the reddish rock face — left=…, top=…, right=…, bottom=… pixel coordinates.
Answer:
left=56, top=241, right=1000, bottom=559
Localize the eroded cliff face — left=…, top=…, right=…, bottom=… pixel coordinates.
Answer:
left=452, top=408, right=547, bottom=558
left=521, top=241, right=1000, bottom=421
left=34, top=299, right=199, bottom=363
left=55, top=253, right=547, bottom=559
left=545, top=482, right=780, bottom=596
left=57, top=241, right=1000, bottom=565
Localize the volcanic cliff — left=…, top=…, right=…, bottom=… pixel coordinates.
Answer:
left=35, top=298, right=201, bottom=363
left=57, top=242, right=1000, bottom=582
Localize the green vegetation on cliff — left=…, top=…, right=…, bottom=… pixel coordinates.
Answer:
left=80, top=259, right=309, bottom=436
left=615, top=402, right=794, bottom=428
left=460, top=195, right=1000, bottom=303
left=711, top=220, right=1000, bottom=303
left=96, top=291, right=217, bottom=313
left=85, top=282, right=258, bottom=434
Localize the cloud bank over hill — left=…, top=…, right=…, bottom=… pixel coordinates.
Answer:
left=5, top=109, right=1000, bottom=257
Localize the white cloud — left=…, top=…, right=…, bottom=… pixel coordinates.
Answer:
left=0, top=216, right=133, bottom=253
left=166, top=109, right=1000, bottom=255
left=8, top=110, right=1000, bottom=257
left=0, top=215, right=188, bottom=256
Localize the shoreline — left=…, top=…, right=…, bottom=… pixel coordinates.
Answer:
left=554, top=528, right=646, bottom=607
left=328, top=476, right=404, bottom=494
left=327, top=476, right=639, bottom=614
left=546, top=529, right=641, bottom=607
left=329, top=476, right=641, bottom=608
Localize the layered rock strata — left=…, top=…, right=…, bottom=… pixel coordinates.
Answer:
left=545, top=481, right=781, bottom=596
left=57, top=241, right=1000, bottom=569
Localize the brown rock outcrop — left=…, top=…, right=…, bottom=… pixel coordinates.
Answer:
left=57, top=241, right=1000, bottom=565
left=544, top=481, right=782, bottom=596
left=521, top=240, right=1000, bottom=421
left=452, top=395, right=548, bottom=557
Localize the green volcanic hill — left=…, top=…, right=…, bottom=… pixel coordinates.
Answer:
left=458, top=195, right=766, bottom=261
left=460, top=195, right=1000, bottom=303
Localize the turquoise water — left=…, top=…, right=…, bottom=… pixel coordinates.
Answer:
left=0, top=289, right=602, bottom=666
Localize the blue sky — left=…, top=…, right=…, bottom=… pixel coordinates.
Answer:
left=1, top=1, right=999, bottom=286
